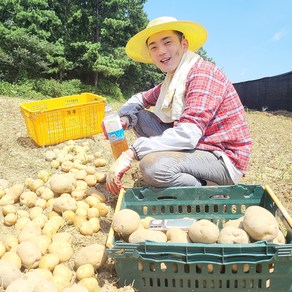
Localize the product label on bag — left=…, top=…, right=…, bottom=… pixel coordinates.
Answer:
left=108, top=128, right=125, bottom=142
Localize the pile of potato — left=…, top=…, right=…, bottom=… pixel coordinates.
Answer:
left=0, top=140, right=111, bottom=291
left=111, top=206, right=286, bottom=245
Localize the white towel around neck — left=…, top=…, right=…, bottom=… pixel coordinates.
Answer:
left=153, top=51, right=199, bottom=123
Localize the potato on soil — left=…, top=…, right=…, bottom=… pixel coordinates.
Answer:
left=129, top=229, right=168, bottom=243
left=243, top=206, right=279, bottom=241
left=218, top=226, right=250, bottom=244
left=18, top=221, right=42, bottom=242
left=16, top=241, right=42, bottom=268
left=188, top=219, right=219, bottom=243
left=74, top=243, right=107, bottom=270
left=49, top=173, right=76, bottom=194
left=53, top=196, right=78, bottom=213
left=5, top=183, right=24, bottom=202
left=0, top=259, right=22, bottom=289
left=63, top=284, right=88, bottom=292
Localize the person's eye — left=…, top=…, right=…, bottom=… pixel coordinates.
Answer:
left=149, top=46, right=157, bottom=51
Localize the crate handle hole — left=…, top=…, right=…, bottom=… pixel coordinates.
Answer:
left=157, top=196, right=178, bottom=200
left=209, top=194, right=230, bottom=199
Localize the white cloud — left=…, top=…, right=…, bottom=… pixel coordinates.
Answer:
left=272, top=26, right=290, bottom=41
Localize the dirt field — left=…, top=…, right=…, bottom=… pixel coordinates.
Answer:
left=0, top=95, right=291, bottom=291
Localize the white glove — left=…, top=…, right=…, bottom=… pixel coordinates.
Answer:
left=106, top=152, right=132, bottom=195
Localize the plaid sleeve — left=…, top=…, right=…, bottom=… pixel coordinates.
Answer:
left=141, top=83, right=162, bottom=108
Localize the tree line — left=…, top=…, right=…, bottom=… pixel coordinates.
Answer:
left=0, top=0, right=211, bottom=99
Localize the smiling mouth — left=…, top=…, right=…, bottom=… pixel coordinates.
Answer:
left=160, top=57, right=171, bottom=64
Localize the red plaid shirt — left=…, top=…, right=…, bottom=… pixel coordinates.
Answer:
left=141, top=57, right=252, bottom=171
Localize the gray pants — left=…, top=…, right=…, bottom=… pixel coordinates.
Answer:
left=133, top=110, right=233, bottom=187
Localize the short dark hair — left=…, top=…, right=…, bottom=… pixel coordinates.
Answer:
left=146, top=30, right=185, bottom=46
left=174, top=30, right=185, bottom=41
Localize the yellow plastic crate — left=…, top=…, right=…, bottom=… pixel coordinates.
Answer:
left=20, top=92, right=106, bottom=146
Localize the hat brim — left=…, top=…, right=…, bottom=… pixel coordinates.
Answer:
left=125, top=20, right=208, bottom=64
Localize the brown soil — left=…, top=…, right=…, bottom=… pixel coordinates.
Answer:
left=0, top=95, right=291, bottom=291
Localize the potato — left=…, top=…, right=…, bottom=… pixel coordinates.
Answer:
left=19, top=191, right=37, bottom=207
left=5, top=183, right=24, bottom=202
left=76, top=264, right=95, bottom=281
left=85, top=166, right=96, bottom=175
left=0, top=259, right=22, bottom=289
left=33, top=268, right=53, bottom=281
left=51, top=274, right=71, bottom=291
left=49, top=173, right=76, bottom=194
left=272, top=230, right=286, bottom=244
left=15, top=217, right=31, bottom=231
left=26, top=178, right=44, bottom=192
left=53, top=264, right=73, bottom=281
left=2, top=204, right=16, bottom=216
left=80, top=221, right=94, bottom=236
left=0, top=241, right=5, bottom=257
left=61, top=160, right=74, bottom=172
left=218, top=226, right=250, bottom=244
left=224, top=216, right=244, bottom=229
left=74, top=243, right=107, bottom=270
left=140, top=216, right=155, bottom=229
left=39, top=254, right=60, bottom=271
left=52, top=232, right=72, bottom=243
left=3, top=234, right=19, bottom=250
left=32, top=214, right=48, bottom=228
left=129, top=229, right=167, bottom=243
left=85, top=188, right=106, bottom=202
left=188, top=219, right=219, bottom=243
left=18, top=221, right=42, bottom=242
left=94, top=202, right=108, bottom=217
left=94, top=158, right=107, bottom=167
left=71, top=190, right=86, bottom=201
left=53, top=196, right=77, bottom=213
left=85, top=195, right=100, bottom=207
left=166, top=227, right=191, bottom=243
left=45, top=150, right=57, bottom=161
left=84, top=175, right=97, bottom=187
left=38, top=187, right=54, bottom=201
left=4, top=213, right=17, bottom=226
left=48, top=240, right=73, bottom=262
left=30, top=235, right=51, bottom=255
left=89, top=218, right=101, bottom=233
left=0, top=194, right=14, bottom=206
left=243, top=206, right=279, bottom=241
left=87, top=207, right=99, bottom=219
left=63, top=284, right=88, bottom=292
left=63, top=210, right=76, bottom=225
left=16, top=241, right=41, bottom=268
left=34, top=279, right=58, bottom=292
left=95, top=172, right=106, bottom=183
left=1, top=252, right=22, bottom=269
left=78, top=277, right=99, bottom=292
left=112, top=209, right=140, bottom=239
left=37, top=169, right=50, bottom=183
left=29, top=207, right=44, bottom=220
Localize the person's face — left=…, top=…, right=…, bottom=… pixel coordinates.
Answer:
left=147, top=30, right=189, bottom=73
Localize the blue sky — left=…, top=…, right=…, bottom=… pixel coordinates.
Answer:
left=143, top=0, right=292, bottom=83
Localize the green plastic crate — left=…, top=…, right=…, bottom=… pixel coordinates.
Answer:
left=107, top=184, right=292, bottom=292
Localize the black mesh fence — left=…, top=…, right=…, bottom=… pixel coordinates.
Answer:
left=233, top=71, right=292, bottom=112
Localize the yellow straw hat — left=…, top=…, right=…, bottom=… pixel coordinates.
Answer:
left=125, top=16, right=208, bottom=64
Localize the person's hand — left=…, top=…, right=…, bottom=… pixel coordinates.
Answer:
left=106, top=152, right=132, bottom=195
left=101, top=116, right=129, bottom=140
